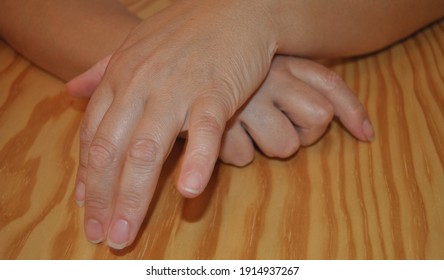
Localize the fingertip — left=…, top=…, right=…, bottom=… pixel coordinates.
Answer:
left=66, top=55, right=111, bottom=98
left=65, top=79, right=81, bottom=98
left=178, top=170, right=204, bottom=198
left=336, top=105, right=373, bottom=142
left=362, top=119, right=375, bottom=142
left=85, top=218, right=105, bottom=244
left=107, top=219, right=130, bottom=250
left=65, top=74, right=97, bottom=99
left=343, top=117, right=375, bottom=142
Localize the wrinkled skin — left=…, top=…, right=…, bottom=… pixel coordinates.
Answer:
left=66, top=0, right=373, bottom=250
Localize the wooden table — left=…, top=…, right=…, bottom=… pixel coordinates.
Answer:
left=1, top=1, right=443, bottom=260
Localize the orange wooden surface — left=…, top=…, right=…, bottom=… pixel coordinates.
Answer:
left=0, top=1, right=443, bottom=259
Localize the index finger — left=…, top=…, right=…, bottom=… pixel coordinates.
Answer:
left=285, top=57, right=375, bottom=141
left=177, top=94, right=230, bottom=198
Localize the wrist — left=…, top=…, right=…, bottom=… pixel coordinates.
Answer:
left=228, top=0, right=279, bottom=60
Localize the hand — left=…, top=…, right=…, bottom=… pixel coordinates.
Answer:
left=67, top=0, right=279, bottom=250
left=66, top=0, right=375, bottom=250
left=219, top=55, right=373, bottom=165
left=70, top=55, right=374, bottom=168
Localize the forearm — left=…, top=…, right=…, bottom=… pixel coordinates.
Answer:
left=0, top=0, right=140, bottom=80
left=265, top=0, right=444, bottom=57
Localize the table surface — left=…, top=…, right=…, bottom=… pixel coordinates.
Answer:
left=1, top=0, right=443, bottom=260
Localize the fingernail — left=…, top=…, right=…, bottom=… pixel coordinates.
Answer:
left=183, top=171, right=202, bottom=195
left=85, top=219, right=104, bottom=244
left=108, top=219, right=129, bottom=250
left=362, top=119, right=375, bottom=141
left=75, top=181, right=85, bottom=207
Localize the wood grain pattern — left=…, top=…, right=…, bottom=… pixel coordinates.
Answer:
left=0, top=1, right=443, bottom=259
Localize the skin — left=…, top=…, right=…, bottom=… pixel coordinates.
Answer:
left=0, top=0, right=139, bottom=80
left=68, top=55, right=372, bottom=249
left=68, top=0, right=373, bottom=250
left=68, top=55, right=372, bottom=161
left=1, top=0, right=442, bottom=250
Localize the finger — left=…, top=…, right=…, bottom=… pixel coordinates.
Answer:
left=285, top=57, right=375, bottom=141
left=66, top=56, right=111, bottom=99
left=240, top=100, right=300, bottom=158
left=75, top=85, right=114, bottom=208
left=273, top=77, right=334, bottom=146
left=177, top=95, right=229, bottom=198
left=107, top=100, right=181, bottom=249
left=83, top=88, right=144, bottom=244
left=219, top=120, right=255, bottom=167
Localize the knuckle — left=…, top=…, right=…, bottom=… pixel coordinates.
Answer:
left=345, top=102, right=366, bottom=119
left=195, top=92, right=234, bottom=122
left=85, top=190, right=111, bottom=211
left=88, top=137, right=119, bottom=170
left=116, top=190, right=144, bottom=215
left=268, top=66, right=292, bottom=85
left=78, top=157, right=88, bottom=170
left=190, top=144, right=215, bottom=162
left=194, top=113, right=225, bottom=137
left=79, top=119, right=95, bottom=169
left=79, top=120, right=95, bottom=144
left=314, top=102, right=335, bottom=126
left=128, top=137, right=163, bottom=165
left=320, top=69, right=345, bottom=92
left=216, top=76, right=245, bottom=115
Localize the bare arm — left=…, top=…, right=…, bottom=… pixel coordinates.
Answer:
left=266, top=0, right=444, bottom=57
left=0, top=0, right=140, bottom=80
left=1, top=0, right=442, bottom=80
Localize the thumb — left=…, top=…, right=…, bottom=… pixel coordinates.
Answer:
left=66, top=55, right=111, bottom=99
